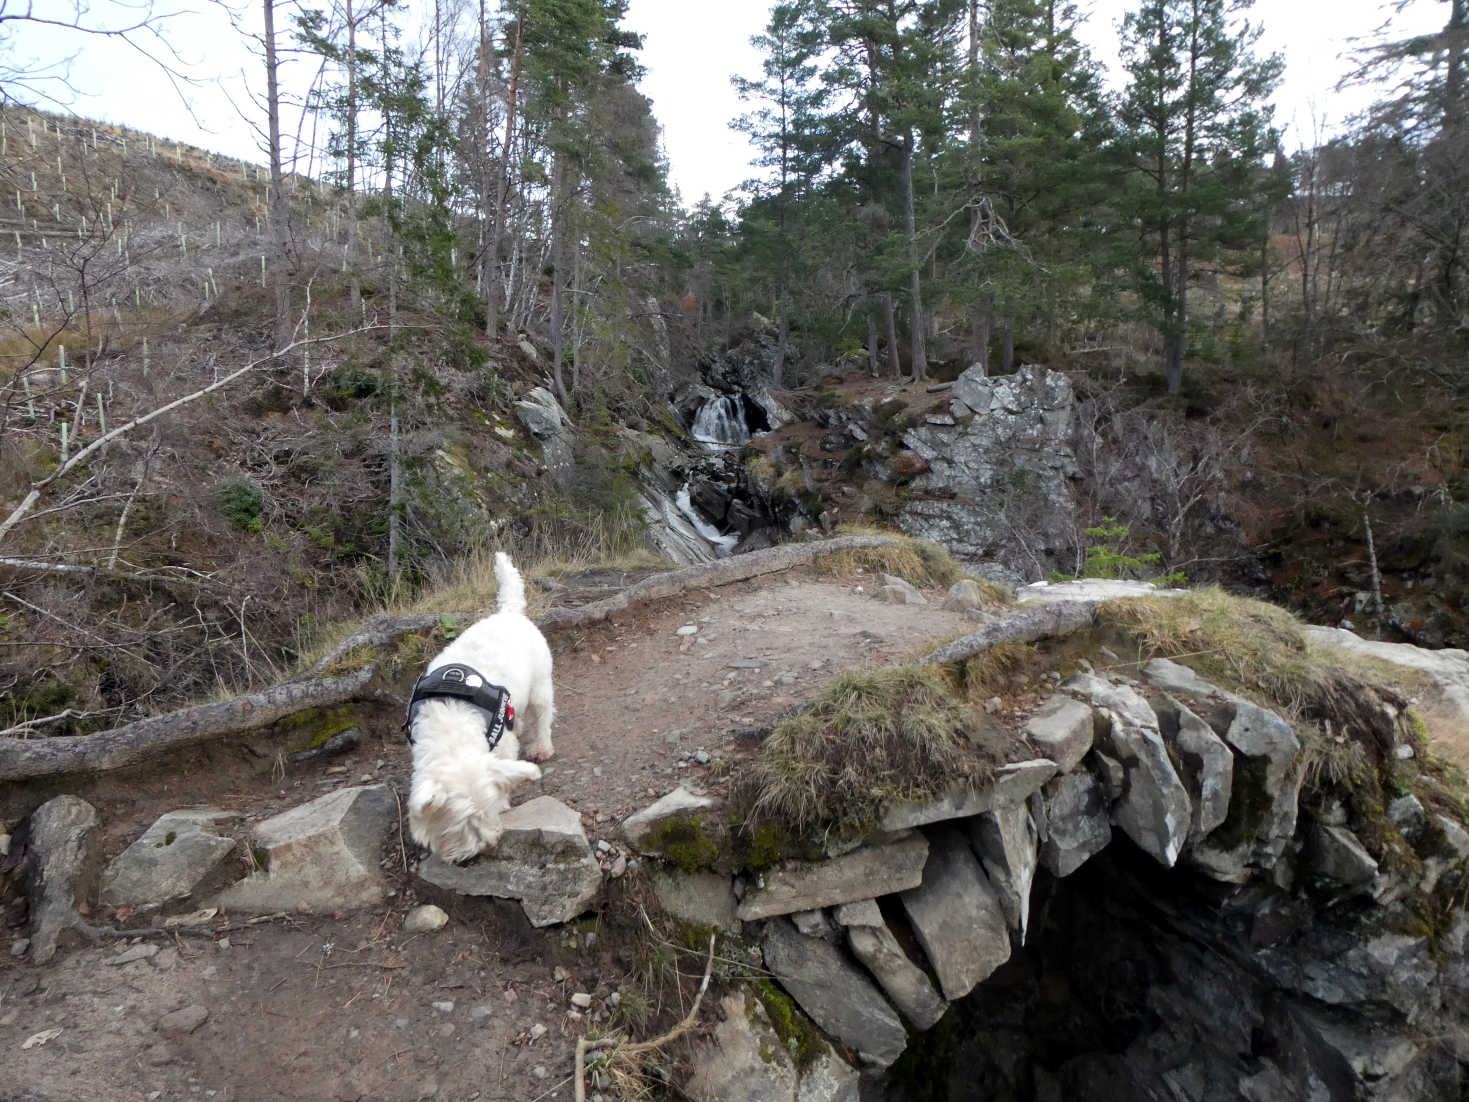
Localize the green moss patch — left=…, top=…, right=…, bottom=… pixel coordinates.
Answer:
left=750, top=979, right=824, bottom=1072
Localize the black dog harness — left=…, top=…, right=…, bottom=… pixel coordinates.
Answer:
left=403, top=664, right=515, bottom=750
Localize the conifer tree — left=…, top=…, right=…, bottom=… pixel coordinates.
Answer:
left=1117, top=0, right=1281, bottom=393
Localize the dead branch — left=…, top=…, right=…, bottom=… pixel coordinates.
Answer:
left=0, top=666, right=377, bottom=782
left=0, top=325, right=391, bottom=547
left=920, top=600, right=1098, bottom=666
left=574, top=933, right=717, bottom=1102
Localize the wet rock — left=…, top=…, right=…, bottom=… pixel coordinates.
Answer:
left=761, top=918, right=907, bottom=1070
left=1024, top=697, right=1094, bottom=773
left=102, top=809, right=240, bottom=909
left=879, top=760, right=1057, bottom=832
left=899, top=827, right=1011, bottom=1000
left=212, top=785, right=395, bottom=914
left=25, top=795, right=101, bottom=964
left=737, top=833, right=928, bottom=921
left=1038, top=771, right=1111, bottom=877
left=417, top=797, right=602, bottom=927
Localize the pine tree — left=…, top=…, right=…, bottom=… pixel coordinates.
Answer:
left=1117, top=0, right=1281, bottom=393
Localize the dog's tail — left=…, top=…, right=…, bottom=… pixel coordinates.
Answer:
left=493, top=551, right=527, bottom=616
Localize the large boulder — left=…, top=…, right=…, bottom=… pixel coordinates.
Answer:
left=1024, top=697, right=1094, bottom=773
left=1152, top=696, right=1233, bottom=842
left=762, top=918, right=908, bottom=1070
left=102, top=809, right=240, bottom=910
left=1063, top=675, right=1191, bottom=867
left=25, top=795, right=101, bottom=963
left=897, top=366, right=1079, bottom=581
left=737, top=833, right=928, bottom=921
left=899, top=827, right=1011, bottom=1000
left=417, top=796, right=601, bottom=927
left=213, top=785, right=395, bottom=915
left=1038, top=771, right=1111, bottom=877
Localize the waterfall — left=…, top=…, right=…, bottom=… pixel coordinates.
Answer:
left=676, top=484, right=739, bottom=556
left=691, top=395, right=752, bottom=449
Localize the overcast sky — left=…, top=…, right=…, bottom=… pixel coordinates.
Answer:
left=5, top=0, right=1447, bottom=206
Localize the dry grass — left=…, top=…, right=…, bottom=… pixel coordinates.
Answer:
left=1098, top=586, right=1419, bottom=762
left=813, top=529, right=1004, bottom=598
left=733, top=665, right=1004, bottom=840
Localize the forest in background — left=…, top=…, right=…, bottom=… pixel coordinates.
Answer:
left=0, top=0, right=1465, bottom=734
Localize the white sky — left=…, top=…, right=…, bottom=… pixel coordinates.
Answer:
left=2, top=0, right=1448, bottom=206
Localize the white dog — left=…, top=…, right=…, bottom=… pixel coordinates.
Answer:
left=406, top=552, right=555, bottom=863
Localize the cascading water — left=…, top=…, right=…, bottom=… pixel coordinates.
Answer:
left=691, top=395, right=752, bottom=449
left=676, top=483, right=739, bottom=556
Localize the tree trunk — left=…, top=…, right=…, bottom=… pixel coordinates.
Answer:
left=263, top=0, right=292, bottom=353
left=772, top=298, right=788, bottom=387
left=1001, top=317, right=1014, bottom=373
left=866, top=307, right=879, bottom=376
left=383, top=6, right=402, bottom=581
left=0, top=668, right=378, bottom=783
left=345, top=0, right=360, bottom=316
left=549, top=153, right=568, bottom=406
left=900, top=131, right=927, bottom=380
left=882, top=292, right=901, bottom=377
left=486, top=12, right=522, bottom=336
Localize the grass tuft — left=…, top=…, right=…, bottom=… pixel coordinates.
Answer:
left=733, top=665, right=1003, bottom=840
left=812, top=531, right=996, bottom=596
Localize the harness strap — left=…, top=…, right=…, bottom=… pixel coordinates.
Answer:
left=403, top=664, right=515, bottom=750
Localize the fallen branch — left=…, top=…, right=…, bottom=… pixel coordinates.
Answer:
left=310, top=534, right=905, bottom=675
left=537, top=534, right=903, bottom=631
left=919, top=600, right=1098, bottom=666
left=0, top=666, right=378, bottom=782
left=574, top=932, right=717, bottom=1102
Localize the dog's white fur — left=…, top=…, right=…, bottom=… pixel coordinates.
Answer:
left=407, top=552, right=555, bottom=863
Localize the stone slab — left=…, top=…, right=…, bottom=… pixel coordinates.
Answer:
left=737, top=833, right=928, bottom=922
left=899, top=827, right=1011, bottom=1000
left=879, top=760, right=1057, bottom=832
left=762, top=918, right=908, bottom=1070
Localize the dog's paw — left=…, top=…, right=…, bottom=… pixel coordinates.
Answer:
left=527, top=745, right=555, bottom=763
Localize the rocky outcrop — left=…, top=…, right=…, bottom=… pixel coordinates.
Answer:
left=897, top=366, right=1080, bottom=582
left=620, top=647, right=1469, bottom=1098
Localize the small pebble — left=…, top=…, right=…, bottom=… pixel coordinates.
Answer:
left=570, top=992, right=592, bottom=1009
left=157, top=1004, right=209, bottom=1037
left=694, top=750, right=711, bottom=765
left=676, top=625, right=698, bottom=636
left=432, top=1000, right=455, bottom=1014
left=533, top=1067, right=549, bottom=1081
left=217, top=938, right=231, bottom=950
left=553, top=966, right=570, bottom=983
left=470, top=1006, right=493, bottom=1024
left=984, top=696, right=1003, bottom=715
left=529, top=1023, right=548, bottom=1042
left=10, top=938, right=30, bottom=959
left=595, top=840, right=612, bottom=854
left=610, top=855, right=627, bottom=878
left=110, top=943, right=160, bottom=966
left=404, top=905, right=449, bottom=933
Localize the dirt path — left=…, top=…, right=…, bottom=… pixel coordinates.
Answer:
left=0, top=569, right=977, bottom=1102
